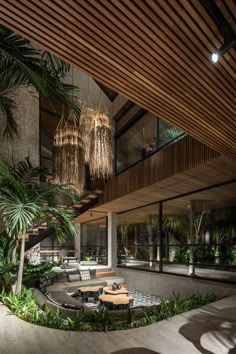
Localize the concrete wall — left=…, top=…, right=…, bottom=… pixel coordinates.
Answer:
left=64, top=67, right=112, bottom=115
left=0, top=87, right=40, bottom=166
left=115, top=268, right=236, bottom=299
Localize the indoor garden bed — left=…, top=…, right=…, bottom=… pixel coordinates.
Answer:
left=0, top=288, right=217, bottom=332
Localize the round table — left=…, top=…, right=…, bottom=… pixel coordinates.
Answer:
left=78, top=286, right=104, bottom=303
left=99, top=294, right=134, bottom=310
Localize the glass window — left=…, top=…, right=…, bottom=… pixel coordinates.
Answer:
left=116, top=113, right=184, bottom=174
left=163, top=182, right=236, bottom=282
left=117, top=203, right=160, bottom=271
left=116, top=113, right=158, bottom=173
left=81, top=217, right=107, bottom=265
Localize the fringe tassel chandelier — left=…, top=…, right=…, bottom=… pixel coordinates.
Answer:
left=89, top=110, right=113, bottom=179
left=79, top=107, right=95, bottom=163
left=53, top=108, right=85, bottom=194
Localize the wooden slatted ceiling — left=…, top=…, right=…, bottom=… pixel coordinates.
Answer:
left=1, top=0, right=235, bottom=157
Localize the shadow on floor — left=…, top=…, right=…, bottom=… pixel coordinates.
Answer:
left=110, top=348, right=160, bottom=354
left=179, top=306, right=236, bottom=354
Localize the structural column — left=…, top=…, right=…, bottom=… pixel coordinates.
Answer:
left=188, top=201, right=195, bottom=276
left=74, top=223, right=81, bottom=261
left=107, top=212, right=117, bottom=268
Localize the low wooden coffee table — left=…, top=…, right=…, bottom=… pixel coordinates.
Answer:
left=104, top=286, right=129, bottom=296
left=99, top=294, right=134, bottom=310
left=78, top=286, right=104, bottom=303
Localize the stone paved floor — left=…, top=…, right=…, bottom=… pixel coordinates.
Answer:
left=0, top=295, right=236, bottom=354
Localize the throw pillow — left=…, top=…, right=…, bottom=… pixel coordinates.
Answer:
left=80, top=269, right=90, bottom=281
left=68, top=274, right=81, bottom=282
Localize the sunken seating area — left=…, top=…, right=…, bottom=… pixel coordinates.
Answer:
left=32, top=287, right=160, bottom=323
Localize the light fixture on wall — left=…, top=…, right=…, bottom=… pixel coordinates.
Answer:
left=211, top=35, right=236, bottom=63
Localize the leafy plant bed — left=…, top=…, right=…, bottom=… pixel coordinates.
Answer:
left=0, top=288, right=217, bottom=332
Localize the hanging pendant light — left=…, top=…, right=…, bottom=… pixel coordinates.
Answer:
left=79, top=107, right=95, bottom=163
left=53, top=109, right=85, bottom=195
left=89, top=110, right=113, bottom=179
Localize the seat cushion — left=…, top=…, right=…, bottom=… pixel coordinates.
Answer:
left=80, top=269, right=90, bottom=281
left=68, top=274, right=81, bottom=282
left=49, top=291, right=82, bottom=306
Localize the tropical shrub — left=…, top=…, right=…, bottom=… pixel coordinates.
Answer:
left=0, top=288, right=217, bottom=332
left=0, top=25, right=83, bottom=139
left=0, top=261, right=17, bottom=292
left=0, top=231, right=16, bottom=262
left=0, top=157, right=78, bottom=293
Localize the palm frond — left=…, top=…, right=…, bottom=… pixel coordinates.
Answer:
left=40, top=206, right=76, bottom=244
left=0, top=194, right=40, bottom=238
left=41, top=51, right=70, bottom=79
left=0, top=25, right=83, bottom=139
left=0, top=92, right=18, bottom=140
left=13, top=157, right=47, bottom=185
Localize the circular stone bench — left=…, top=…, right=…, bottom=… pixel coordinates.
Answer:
left=32, top=288, right=160, bottom=323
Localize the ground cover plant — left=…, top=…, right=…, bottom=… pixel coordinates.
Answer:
left=0, top=288, right=217, bottom=332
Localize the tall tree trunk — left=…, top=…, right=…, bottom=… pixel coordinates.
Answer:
left=15, top=235, right=25, bottom=293
left=11, top=240, right=18, bottom=262
left=146, top=224, right=153, bottom=266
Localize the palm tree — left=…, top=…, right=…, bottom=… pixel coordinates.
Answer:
left=0, top=25, right=83, bottom=139
left=0, top=157, right=78, bottom=293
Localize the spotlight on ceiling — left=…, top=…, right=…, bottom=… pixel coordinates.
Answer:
left=211, top=35, right=236, bottom=63
left=211, top=52, right=219, bottom=63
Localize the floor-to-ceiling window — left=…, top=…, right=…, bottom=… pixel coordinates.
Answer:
left=116, top=114, right=184, bottom=174
left=117, top=203, right=160, bottom=271
left=118, top=181, right=236, bottom=283
left=81, top=217, right=108, bottom=265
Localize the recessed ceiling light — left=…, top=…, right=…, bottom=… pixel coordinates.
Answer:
left=211, top=36, right=236, bottom=64
left=211, top=52, right=219, bottom=63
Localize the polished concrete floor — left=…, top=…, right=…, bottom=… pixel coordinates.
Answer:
left=123, top=262, right=236, bottom=282
left=0, top=295, right=236, bottom=354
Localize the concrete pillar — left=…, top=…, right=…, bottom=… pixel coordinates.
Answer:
left=74, top=224, right=81, bottom=261
left=108, top=212, right=117, bottom=268
left=188, top=201, right=195, bottom=276
left=0, top=87, right=39, bottom=166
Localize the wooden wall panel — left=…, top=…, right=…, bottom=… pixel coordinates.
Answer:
left=103, top=135, right=219, bottom=203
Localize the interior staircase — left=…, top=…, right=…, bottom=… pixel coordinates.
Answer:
left=25, top=187, right=104, bottom=252
left=25, top=223, right=54, bottom=252
left=72, top=188, right=103, bottom=215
